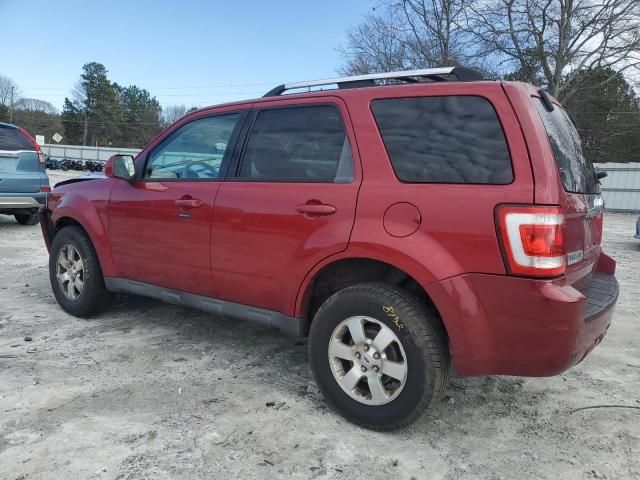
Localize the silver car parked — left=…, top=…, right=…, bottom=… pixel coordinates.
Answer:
left=0, top=122, right=50, bottom=225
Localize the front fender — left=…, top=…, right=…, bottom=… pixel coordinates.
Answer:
left=51, top=190, right=117, bottom=277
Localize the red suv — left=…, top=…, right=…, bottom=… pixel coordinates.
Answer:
left=39, top=67, right=618, bottom=430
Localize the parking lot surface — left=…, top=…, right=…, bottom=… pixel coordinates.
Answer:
left=1, top=171, right=639, bottom=479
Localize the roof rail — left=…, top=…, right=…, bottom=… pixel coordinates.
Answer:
left=263, top=66, right=485, bottom=97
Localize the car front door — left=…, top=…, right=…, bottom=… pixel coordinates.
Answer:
left=211, top=98, right=361, bottom=315
left=107, top=110, right=246, bottom=297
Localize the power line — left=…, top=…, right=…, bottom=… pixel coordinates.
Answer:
left=20, top=91, right=266, bottom=98
left=19, top=82, right=276, bottom=91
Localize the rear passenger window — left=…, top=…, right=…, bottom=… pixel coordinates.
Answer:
left=238, top=105, right=354, bottom=182
left=372, top=96, right=513, bottom=184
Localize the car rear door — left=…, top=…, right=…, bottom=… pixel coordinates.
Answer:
left=107, top=110, right=246, bottom=297
left=531, top=96, right=605, bottom=284
left=210, top=97, right=361, bottom=315
left=0, top=124, right=44, bottom=193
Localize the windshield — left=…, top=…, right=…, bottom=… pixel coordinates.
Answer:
left=534, top=98, right=599, bottom=194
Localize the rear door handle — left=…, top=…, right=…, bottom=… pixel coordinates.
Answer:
left=175, top=198, right=203, bottom=209
left=296, top=203, right=337, bottom=216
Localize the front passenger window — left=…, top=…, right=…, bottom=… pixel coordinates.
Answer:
left=144, top=113, right=240, bottom=180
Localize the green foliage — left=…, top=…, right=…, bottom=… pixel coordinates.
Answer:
left=0, top=104, right=9, bottom=122
left=61, top=62, right=162, bottom=147
left=563, top=67, right=640, bottom=163
left=61, top=98, right=84, bottom=143
left=116, top=85, right=163, bottom=147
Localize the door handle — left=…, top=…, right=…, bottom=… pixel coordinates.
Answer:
left=175, top=198, right=203, bottom=209
left=296, top=202, right=337, bottom=216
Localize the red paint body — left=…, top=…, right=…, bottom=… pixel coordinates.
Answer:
left=44, top=80, right=617, bottom=377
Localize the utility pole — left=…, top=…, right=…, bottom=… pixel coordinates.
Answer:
left=9, top=86, right=14, bottom=123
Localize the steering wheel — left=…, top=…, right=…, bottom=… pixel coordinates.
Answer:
left=181, top=160, right=219, bottom=179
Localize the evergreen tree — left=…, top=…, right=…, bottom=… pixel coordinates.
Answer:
left=563, top=67, right=640, bottom=163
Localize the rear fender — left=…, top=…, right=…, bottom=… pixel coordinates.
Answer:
left=293, top=242, right=458, bottom=318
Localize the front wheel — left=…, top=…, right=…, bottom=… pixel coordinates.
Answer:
left=308, top=283, right=450, bottom=430
left=49, top=226, right=113, bottom=317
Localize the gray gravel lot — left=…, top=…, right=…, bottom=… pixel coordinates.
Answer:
left=1, top=170, right=639, bottom=479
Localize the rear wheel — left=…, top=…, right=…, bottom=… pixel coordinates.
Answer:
left=49, top=226, right=113, bottom=317
left=308, top=282, right=450, bottom=431
left=14, top=213, right=38, bottom=225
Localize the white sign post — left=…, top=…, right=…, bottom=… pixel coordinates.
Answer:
left=35, top=135, right=45, bottom=145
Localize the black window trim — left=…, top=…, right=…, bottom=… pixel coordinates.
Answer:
left=227, top=102, right=356, bottom=184
left=136, top=109, right=249, bottom=183
left=369, top=94, right=516, bottom=186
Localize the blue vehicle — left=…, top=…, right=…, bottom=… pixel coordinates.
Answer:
left=0, top=122, right=50, bottom=225
left=635, top=216, right=640, bottom=240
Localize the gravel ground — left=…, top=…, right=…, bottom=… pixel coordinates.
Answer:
left=1, top=170, right=639, bottom=480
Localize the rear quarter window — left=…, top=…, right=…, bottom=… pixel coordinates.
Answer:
left=0, top=126, right=34, bottom=151
left=371, top=96, right=513, bottom=184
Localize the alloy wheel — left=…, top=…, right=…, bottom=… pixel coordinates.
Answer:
left=56, top=244, right=85, bottom=300
left=328, top=316, right=408, bottom=405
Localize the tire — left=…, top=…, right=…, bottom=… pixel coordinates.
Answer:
left=308, top=282, right=450, bottom=431
left=49, top=225, right=113, bottom=317
left=14, top=213, right=39, bottom=225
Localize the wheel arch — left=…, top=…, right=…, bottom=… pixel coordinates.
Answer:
left=296, top=256, right=448, bottom=339
left=51, top=206, right=117, bottom=277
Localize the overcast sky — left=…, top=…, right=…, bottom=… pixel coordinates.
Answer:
left=0, top=0, right=371, bottom=110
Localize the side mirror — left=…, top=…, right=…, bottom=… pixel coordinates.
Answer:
left=105, top=154, right=136, bottom=181
left=596, top=170, right=608, bottom=181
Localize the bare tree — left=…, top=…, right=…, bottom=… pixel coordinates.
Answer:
left=14, top=98, right=57, bottom=114
left=162, top=104, right=189, bottom=126
left=468, top=0, right=640, bottom=100
left=12, top=98, right=61, bottom=140
left=394, top=0, right=478, bottom=66
left=0, top=75, right=19, bottom=107
left=338, top=9, right=414, bottom=75
left=338, top=1, right=488, bottom=75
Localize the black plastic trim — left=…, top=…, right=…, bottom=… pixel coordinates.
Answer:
left=263, top=84, right=286, bottom=97
left=539, top=89, right=555, bottom=112
left=38, top=206, right=54, bottom=249
left=104, top=278, right=308, bottom=337
left=577, top=273, right=619, bottom=323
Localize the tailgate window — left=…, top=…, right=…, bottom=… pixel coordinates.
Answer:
left=0, top=126, right=34, bottom=151
left=534, top=98, right=598, bottom=194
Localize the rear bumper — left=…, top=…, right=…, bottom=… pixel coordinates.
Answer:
left=426, top=253, right=618, bottom=377
left=0, top=193, right=47, bottom=210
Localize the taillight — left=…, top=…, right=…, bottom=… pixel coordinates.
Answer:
left=18, top=127, right=45, bottom=164
left=40, top=186, right=51, bottom=193
left=496, top=205, right=565, bottom=277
